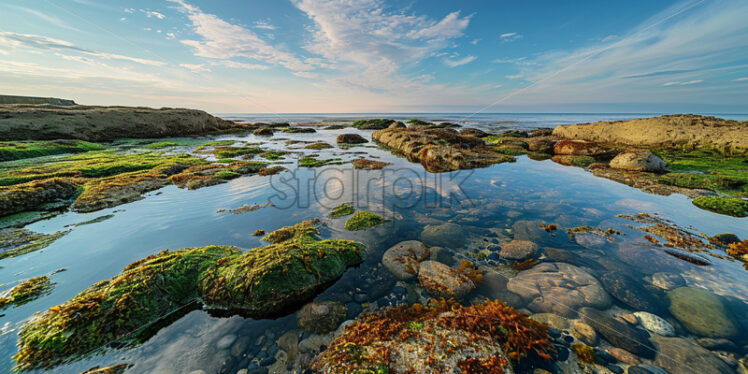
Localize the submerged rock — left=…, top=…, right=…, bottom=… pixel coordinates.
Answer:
left=633, top=311, right=675, bottom=337
left=650, top=272, right=686, bottom=290
left=609, top=148, right=666, bottom=172
left=599, top=271, right=664, bottom=314
left=507, top=262, right=611, bottom=318
left=381, top=240, right=429, bottom=280
left=344, top=211, right=386, bottom=231
left=0, top=276, right=54, bottom=309
left=651, top=335, right=734, bottom=374
left=311, top=299, right=554, bottom=373
left=336, top=133, right=368, bottom=144
left=15, top=220, right=365, bottom=370
left=579, top=307, right=656, bottom=359
left=417, top=260, right=476, bottom=298
left=420, top=222, right=465, bottom=248
left=0, top=228, right=68, bottom=260
left=667, top=287, right=738, bottom=338
left=297, top=301, right=347, bottom=334
left=499, top=240, right=539, bottom=261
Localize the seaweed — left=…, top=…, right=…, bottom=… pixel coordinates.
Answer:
left=328, top=203, right=355, bottom=219
left=0, top=276, right=54, bottom=309
left=344, top=211, right=386, bottom=231
left=691, top=195, right=748, bottom=217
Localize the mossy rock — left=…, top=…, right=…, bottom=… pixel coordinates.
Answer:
left=551, top=155, right=596, bottom=167
left=344, top=211, right=386, bottom=231
left=298, top=156, right=345, bottom=168
left=692, top=196, right=748, bottom=217
left=15, top=220, right=365, bottom=370
left=328, top=203, right=354, bottom=219
left=353, top=119, right=396, bottom=130
left=0, top=228, right=69, bottom=260
left=0, top=276, right=54, bottom=309
left=0, top=140, right=105, bottom=162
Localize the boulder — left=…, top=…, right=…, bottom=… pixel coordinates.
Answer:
left=336, top=133, right=368, bottom=144
left=499, top=240, right=539, bottom=261
left=420, top=222, right=466, bottom=248
left=572, top=321, right=598, bottom=345
left=633, top=311, right=675, bottom=337
left=599, top=271, right=664, bottom=314
left=459, top=128, right=489, bottom=137
left=381, top=240, right=429, bottom=280
left=507, top=262, right=611, bottom=318
left=579, top=307, right=656, bottom=359
left=650, top=272, right=686, bottom=290
left=652, top=335, right=734, bottom=374
left=667, top=287, right=738, bottom=338
left=297, top=301, right=347, bottom=334
left=609, top=149, right=666, bottom=172
left=417, top=260, right=476, bottom=298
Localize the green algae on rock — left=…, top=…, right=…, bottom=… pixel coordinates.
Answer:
left=328, top=203, right=354, bottom=219
left=0, top=276, right=54, bottom=309
left=353, top=119, right=397, bottom=130
left=298, top=156, right=345, bottom=168
left=344, top=211, right=386, bottom=231
left=0, top=228, right=69, bottom=260
left=14, top=219, right=364, bottom=369
left=692, top=195, right=748, bottom=217
left=0, top=140, right=105, bottom=162
left=304, top=142, right=334, bottom=150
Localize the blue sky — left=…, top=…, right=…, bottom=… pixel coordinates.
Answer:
left=0, top=0, right=747, bottom=113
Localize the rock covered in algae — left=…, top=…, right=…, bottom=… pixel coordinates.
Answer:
left=311, top=299, right=554, bottom=373
left=344, top=211, right=386, bottom=231
left=0, top=276, right=54, bottom=309
left=15, top=219, right=365, bottom=370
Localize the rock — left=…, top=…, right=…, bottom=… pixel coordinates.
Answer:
left=652, top=335, right=734, bottom=374
left=276, top=331, right=299, bottom=362
left=525, top=138, right=556, bottom=153
left=619, top=313, right=638, bottom=325
left=336, top=133, right=368, bottom=144
left=552, top=114, right=748, bottom=151
left=667, top=287, right=738, bottom=338
left=381, top=240, right=429, bottom=280
left=627, top=365, right=669, bottom=374
left=353, top=119, right=397, bottom=130
left=80, top=364, right=130, bottom=374
left=650, top=272, right=686, bottom=290
left=710, top=233, right=740, bottom=245
left=599, top=271, right=664, bottom=314
left=573, top=321, right=598, bottom=345
left=609, top=148, right=666, bottom=172
left=512, top=220, right=547, bottom=243
left=253, top=127, right=274, bottom=136
left=417, top=261, right=476, bottom=298
left=297, top=301, right=347, bottom=334
left=15, top=220, right=365, bottom=369
left=0, top=105, right=243, bottom=142
left=530, top=128, right=554, bottom=137
left=371, top=127, right=515, bottom=172
left=428, top=246, right=456, bottom=266
left=420, top=222, right=465, bottom=248
left=530, top=313, right=571, bottom=331
left=696, top=338, right=739, bottom=352
left=607, top=347, right=639, bottom=365
left=553, top=139, right=610, bottom=156
left=507, top=262, right=611, bottom=318
left=579, top=307, right=655, bottom=359
left=388, top=121, right=406, bottom=129
left=459, top=128, right=489, bottom=137
left=231, top=336, right=250, bottom=357
left=499, top=240, right=539, bottom=261
left=633, top=312, right=675, bottom=337
left=298, top=333, right=334, bottom=354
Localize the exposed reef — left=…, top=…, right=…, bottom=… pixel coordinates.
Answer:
left=15, top=219, right=365, bottom=369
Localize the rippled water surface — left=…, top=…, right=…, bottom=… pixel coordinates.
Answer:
left=0, top=114, right=746, bottom=373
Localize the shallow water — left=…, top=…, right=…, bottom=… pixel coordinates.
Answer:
left=0, top=114, right=746, bottom=373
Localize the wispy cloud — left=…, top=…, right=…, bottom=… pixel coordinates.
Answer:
left=180, top=63, right=210, bottom=73
left=169, top=0, right=311, bottom=72
left=499, top=32, right=522, bottom=42
left=253, top=20, right=276, bottom=30
left=291, top=0, right=470, bottom=91
left=444, top=55, right=476, bottom=67
left=142, top=10, right=166, bottom=19
left=735, top=77, right=748, bottom=82
left=663, top=79, right=702, bottom=86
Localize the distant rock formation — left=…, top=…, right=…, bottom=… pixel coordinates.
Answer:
left=0, top=104, right=243, bottom=141
left=0, top=95, right=76, bottom=106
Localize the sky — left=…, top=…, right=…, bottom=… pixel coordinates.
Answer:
left=0, top=0, right=747, bottom=114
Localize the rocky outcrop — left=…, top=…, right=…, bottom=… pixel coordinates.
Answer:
left=372, top=127, right=514, bottom=172
left=0, top=104, right=243, bottom=141
left=14, top=220, right=364, bottom=370
left=552, top=114, right=748, bottom=151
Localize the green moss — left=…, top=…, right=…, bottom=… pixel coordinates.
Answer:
left=491, top=145, right=528, bottom=156
left=0, top=276, right=54, bottom=309
left=552, top=155, right=596, bottom=167
left=305, top=142, right=334, bottom=150
left=324, top=124, right=348, bottom=130
left=0, top=141, right=105, bottom=162
left=260, top=151, right=287, bottom=160
left=654, top=147, right=747, bottom=197
left=407, top=321, right=424, bottom=331
left=213, top=146, right=263, bottom=159
left=193, top=140, right=237, bottom=152
left=692, top=196, right=748, bottom=217
left=0, top=229, right=69, bottom=260
left=72, top=214, right=114, bottom=227
left=15, top=220, right=365, bottom=369
left=352, top=119, right=394, bottom=129
left=344, top=211, right=386, bottom=231
left=328, top=203, right=354, bottom=219
left=299, top=156, right=345, bottom=168
left=282, top=127, right=316, bottom=133
left=144, top=141, right=177, bottom=149
left=406, top=119, right=431, bottom=126
left=214, top=170, right=240, bottom=180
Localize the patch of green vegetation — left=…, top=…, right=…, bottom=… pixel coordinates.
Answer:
left=260, top=151, right=287, bottom=160
left=193, top=140, right=237, bottom=152
left=406, top=119, right=431, bottom=126
left=324, top=124, right=348, bottom=130
left=15, top=220, right=365, bottom=370
left=282, top=127, right=316, bottom=133
left=215, top=158, right=235, bottom=164
left=344, top=211, right=386, bottom=231
left=552, top=155, right=596, bottom=167
left=407, top=321, right=424, bottom=332
left=0, top=229, right=69, bottom=260
left=305, top=142, right=334, bottom=150
left=298, top=156, right=345, bottom=168
left=71, top=214, right=114, bottom=227
left=0, top=141, right=105, bottom=162
left=692, top=196, right=748, bottom=217
left=328, top=203, right=354, bottom=219
left=491, top=145, right=528, bottom=156
left=352, top=119, right=394, bottom=130
left=213, top=146, right=263, bottom=159
left=0, top=276, right=54, bottom=309
left=214, top=170, right=240, bottom=180
left=144, top=141, right=177, bottom=149
left=654, top=147, right=747, bottom=197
